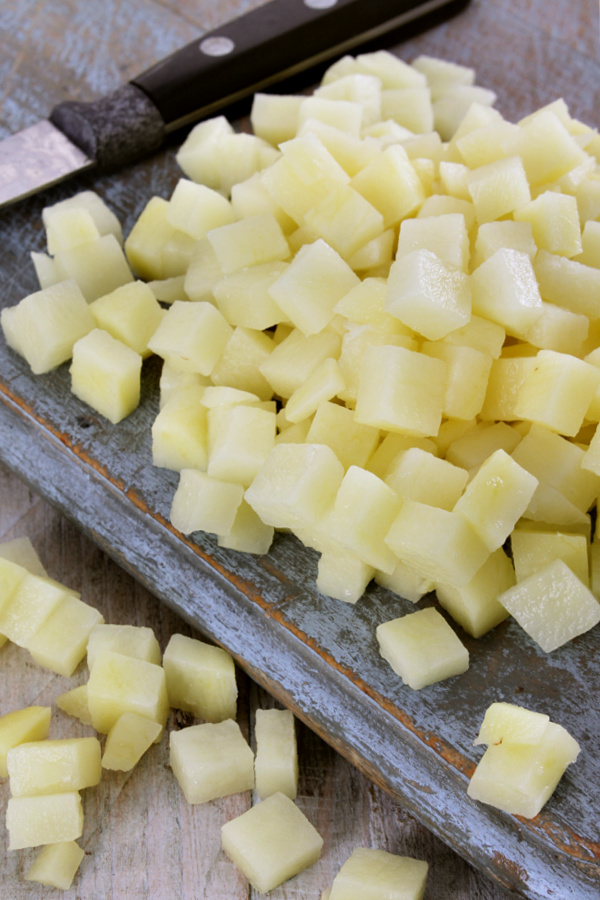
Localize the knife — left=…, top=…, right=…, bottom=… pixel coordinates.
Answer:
left=0, top=0, right=469, bottom=209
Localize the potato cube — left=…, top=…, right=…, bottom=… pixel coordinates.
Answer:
left=1, top=279, right=94, bottom=374
left=170, top=469, right=244, bottom=536
left=306, top=401, right=379, bottom=470
left=514, top=190, right=582, bottom=258
left=0, top=556, right=28, bottom=618
left=0, top=706, right=51, bottom=777
left=503, top=109, right=587, bottom=187
left=337, top=325, right=417, bottom=408
left=210, top=326, right=275, bottom=401
left=207, top=213, right=289, bottom=274
left=474, top=702, right=550, bottom=747
left=56, top=685, right=92, bottom=726
left=170, top=719, right=254, bottom=804
left=86, top=649, right=169, bottom=734
left=385, top=447, right=468, bottom=511
left=354, top=344, right=445, bottom=438
left=466, top=155, right=531, bottom=223
left=474, top=220, right=537, bottom=264
left=70, top=328, right=142, bottom=423
left=124, top=196, right=177, bottom=281
left=316, top=548, right=375, bottom=604
left=0, top=572, right=73, bottom=649
left=102, top=712, right=162, bottom=771
left=396, top=213, right=470, bottom=272
left=147, top=300, right=232, bottom=376
left=523, top=301, right=588, bottom=357
left=6, top=792, right=83, bottom=850
left=245, top=443, right=344, bottom=530
left=213, top=260, right=289, bottom=330
left=167, top=178, right=235, bottom=238
left=350, top=145, right=426, bottom=227
left=163, top=632, right=237, bottom=722
left=259, top=327, right=340, bottom=399
left=87, top=623, right=161, bottom=670
left=43, top=190, right=123, bottom=244
left=534, top=249, right=600, bottom=319
left=471, top=248, right=542, bottom=338
left=511, top=530, right=589, bottom=585
left=303, top=183, right=384, bottom=258
left=54, top=233, right=133, bottom=302
left=24, top=840, right=84, bottom=890
left=435, top=548, right=513, bottom=637
left=453, top=449, right=538, bottom=551
left=376, top=607, right=469, bottom=690
left=479, top=356, right=538, bottom=422
left=297, top=118, right=380, bottom=178
left=208, top=403, right=276, bottom=486
left=152, top=384, right=208, bottom=472
left=445, top=421, right=521, bottom=471
left=314, top=72, right=382, bottom=126
left=433, top=87, right=497, bottom=141
left=327, top=847, right=429, bottom=900
left=89, top=280, right=165, bottom=358
left=250, top=92, right=304, bottom=145
left=497, top=559, right=600, bottom=652
left=7, top=736, right=101, bottom=797
left=221, top=791, right=323, bottom=893
left=27, top=592, right=104, bottom=677
left=218, top=500, right=274, bottom=556
left=421, top=342, right=492, bottom=421
left=45, top=206, right=100, bottom=253
left=0, top=536, right=47, bottom=577
left=254, top=708, right=298, bottom=800
left=284, top=358, right=345, bottom=424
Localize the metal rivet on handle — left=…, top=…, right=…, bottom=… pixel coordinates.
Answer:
left=304, top=0, right=339, bottom=8
left=199, top=36, right=235, bottom=57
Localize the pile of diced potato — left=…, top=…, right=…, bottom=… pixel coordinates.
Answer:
left=0, top=45, right=595, bottom=890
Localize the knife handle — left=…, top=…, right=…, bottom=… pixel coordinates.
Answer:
left=49, top=0, right=463, bottom=171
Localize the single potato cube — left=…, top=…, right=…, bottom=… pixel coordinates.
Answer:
left=207, top=213, right=289, bottom=274
left=169, top=719, right=254, bottom=804
left=208, top=403, right=276, bottom=487
left=284, top=358, right=345, bottom=424
left=503, top=108, right=587, bottom=187
left=56, top=685, right=92, bottom=726
left=474, top=220, right=537, bottom=264
left=534, top=249, right=600, bottom=319
left=152, top=384, right=208, bottom=472
left=221, top=791, right=323, bottom=893
left=87, top=623, right=161, bottom=670
left=210, top=325, right=275, bottom=401
left=511, top=529, right=589, bottom=585
left=170, top=468, right=244, bottom=536
left=375, top=561, right=434, bottom=605
left=421, top=341, right=492, bottom=421
left=254, top=708, right=299, bottom=800
left=327, top=847, right=429, bottom=900
left=474, top=702, right=550, bottom=747
left=497, top=559, right=600, bottom=652
left=147, top=300, right=232, bottom=376
left=89, top=280, right=165, bottom=357
left=163, top=632, right=238, bottom=723
left=213, top=260, right=289, bottom=331
left=259, top=327, right=340, bottom=399
left=466, top=155, right=531, bottom=223
left=350, top=144, right=426, bottom=227
left=0, top=706, right=51, bottom=777
left=167, top=177, right=236, bottom=239
left=70, top=328, right=142, bottom=424
left=0, top=556, right=28, bottom=619
left=445, top=421, right=521, bottom=471
left=43, top=190, right=123, bottom=244
left=514, top=190, right=582, bottom=258
left=306, top=400, right=379, bottom=471
left=7, top=736, right=102, bottom=796
left=250, top=92, right=304, bottom=145
left=435, top=548, right=513, bottom=638
left=86, top=649, right=169, bottom=734
left=124, top=196, right=179, bottom=281
left=303, top=183, right=384, bottom=259
left=6, top=792, right=83, bottom=849
left=45, top=206, right=100, bottom=253
left=0, top=572, right=74, bottom=650
left=218, top=499, right=274, bottom=556
left=396, top=213, right=470, bottom=272
left=376, top=607, right=469, bottom=690
left=317, top=547, right=375, bottom=604
left=24, top=840, right=85, bottom=890
left=102, top=712, right=162, bottom=771
left=470, top=248, right=542, bottom=338
left=27, top=591, right=104, bottom=677
left=385, top=447, right=468, bottom=511
left=53, top=233, right=133, bottom=302
left=522, top=301, right=588, bottom=357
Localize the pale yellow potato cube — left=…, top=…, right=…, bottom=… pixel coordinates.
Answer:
left=158, top=363, right=208, bottom=408
left=396, top=213, right=470, bottom=272
left=327, top=847, right=429, bottom=900
left=123, top=197, right=179, bottom=280
left=445, top=421, right=521, bottom=471
left=433, top=86, right=497, bottom=141
left=54, top=233, right=133, bottom=302
left=375, top=561, right=434, bottom=605
left=468, top=720, right=580, bottom=818
left=466, top=155, right=531, bottom=223
left=89, top=280, right=165, bottom=357
left=0, top=557, right=29, bottom=622
left=43, top=190, right=123, bottom=244
left=471, top=248, right=542, bottom=338
left=327, top=466, right=401, bottom=573
left=179, top=127, right=278, bottom=196
left=250, top=93, right=304, bottom=145
left=297, top=95, right=364, bottom=135
left=0, top=706, right=51, bottom=778
left=303, top=183, right=384, bottom=259
left=473, top=220, right=537, bottom=265
left=25, top=840, right=84, bottom=890
left=435, top=547, right=513, bottom=638
left=70, top=328, right=142, bottom=423
left=385, top=447, right=468, bottom=511
left=421, top=341, right=492, bottom=421
left=454, top=449, right=538, bottom=552
left=523, top=301, right=588, bottom=357
left=6, top=792, right=83, bottom=850
left=438, top=160, right=471, bottom=200
left=167, top=178, right=235, bottom=239
left=86, top=649, right=169, bottom=734
left=184, top=237, right=223, bottom=301
left=314, top=72, right=382, bottom=126
left=245, top=443, right=344, bottom=530
left=45, top=206, right=100, bottom=254
left=511, top=529, right=589, bottom=585
left=434, top=418, right=481, bottom=457
left=1, top=279, right=94, bottom=374
left=575, top=219, right=600, bottom=268
left=474, top=702, right=550, bottom=747
left=352, top=49, right=427, bottom=89
left=498, top=559, right=600, bottom=652
left=350, top=144, right=425, bottom=227
left=385, top=250, right=471, bottom=341
left=7, top=736, right=101, bottom=797
left=213, top=261, right=288, bottom=330
left=56, top=685, right=92, bottom=726
left=365, top=433, right=436, bottom=480
left=163, top=632, right=237, bottom=722
left=87, top=623, right=161, bottom=670
left=221, top=792, right=323, bottom=893
left=147, top=300, right=232, bottom=376
left=261, top=156, right=333, bottom=224
left=514, top=349, right=600, bottom=437
left=306, top=401, right=379, bottom=470
left=381, top=86, right=433, bottom=133
left=152, top=384, right=208, bottom=472
left=514, top=190, right=582, bottom=258
left=268, top=239, right=359, bottom=336
left=296, top=118, right=380, bottom=178
left=337, top=324, right=417, bottom=408
left=207, top=403, right=276, bottom=487
left=503, top=109, right=587, bottom=187
left=284, top=358, right=345, bottom=424
left=385, top=501, right=490, bottom=587
left=210, top=326, right=275, bottom=401
left=0, top=572, right=73, bottom=650
left=376, top=607, right=469, bottom=690
left=412, top=53, right=474, bottom=95
left=170, top=468, right=244, bottom=536
left=207, top=213, right=289, bottom=274
left=27, top=592, right=104, bottom=677
left=170, top=719, right=254, bottom=803
left=354, top=344, right=445, bottom=438
left=281, top=130, right=351, bottom=185
left=260, top=328, right=340, bottom=399
left=0, top=537, right=46, bottom=577
left=316, top=547, right=375, bottom=604
left=218, top=500, right=274, bottom=556
left=230, top=172, right=296, bottom=233
left=455, top=120, right=520, bottom=168
left=534, top=249, right=600, bottom=319
left=254, top=708, right=298, bottom=800
left=102, top=712, right=162, bottom=771
left=333, top=277, right=396, bottom=330
left=479, top=356, right=538, bottom=422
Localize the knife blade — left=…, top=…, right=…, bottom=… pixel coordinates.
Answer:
left=0, top=0, right=469, bottom=209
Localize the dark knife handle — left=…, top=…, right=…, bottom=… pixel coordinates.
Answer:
left=49, top=0, right=461, bottom=171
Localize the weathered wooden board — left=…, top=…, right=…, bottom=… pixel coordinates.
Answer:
left=1, top=0, right=599, bottom=897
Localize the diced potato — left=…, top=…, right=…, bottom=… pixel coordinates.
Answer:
left=152, top=384, right=208, bottom=472
left=7, top=736, right=101, bottom=796
left=259, top=327, right=340, bottom=399
left=503, top=109, right=587, bottom=187
left=163, top=632, right=237, bottom=722
left=0, top=706, right=51, bottom=778
left=89, top=280, right=165, bottom=357
left=45, top=206, right=100, bottom=253
left=303, top=183, right=384, bottom=258
left=0, top=572, right=74, bottom=650
left=326, top=847, right=428, bottom=900
left=86, top=623, right=161, bottom=670
left=210, top=326, right=275, bottom=401
left=470, top=248, right=543, bottom=338
left=24, top=840, right=85, bottom=890
left=170, top=469, right=244, bottom=536
left=385, top=447, right=468, bottom=511
left=6, top=792, right=83, bottom=850
left=213, top=261, right=289, bottom=330
left=350, top=144, right=426, bottom=227
left=376, top=606, right=469, bottom=690
left=306, top=401, right=379, bottom=470
left=374, top=561, right=434, bottom=605
left=170, top=718, right=254, bottom=803
left=70, top=328, right=142, bottom=424
left=466, top=155, right=531, bottom=223
left=511, top=529, right=589, bottom=585
left=473, top=220, right=537, bottom=264
left=514, top=190, right=582, bottom=257
left=86, top=649, right=169, bottom=734
left=283, top=357, right=345, bottom=424
left=534, top=249, right=600, bottom=319
left=43, top=190, right=123, bottom=244
left=254, top=708, right=298, bottom=800
left=167, top=177, right=236, bottom=238
left=178, top=125, right=278, bottom=195
left=445, top=421, right=521, bottom=471
left=0, top=536, right=47, bottom=577
left=421, top=341, right=492, bottom=421
left=396, top=213, right=470, bottom=272
left=207, top=213, right=289, bottom=275
left=218, top=500, right=274, bottom=556
left=435, top=548, right=513, bottom=638
left=27, top=591, right=104, bottom=677
left=316, top=547, right=375, bottom=604
left=250, top=93, right=304, bottom=145
left=56, top=685, right=92, bottom=726
left=54, top=233, right=134, bottom=302
left=147, top=300, right=232, bottom=376
left=221, top=792, right=323, bottom=893
left=102, top=712, right=162, bottom=771
left=474, top=702, right=550, bottom=747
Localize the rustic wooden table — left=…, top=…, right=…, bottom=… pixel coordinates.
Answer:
left=1, top=0, right=598, bottom=898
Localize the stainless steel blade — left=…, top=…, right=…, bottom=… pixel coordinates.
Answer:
left=0, top=119, right=93, bottom=209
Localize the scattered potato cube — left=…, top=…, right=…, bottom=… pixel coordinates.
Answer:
left=147, top=299, right=232, bottom=376
left=89, top=280, right=165, bottom=357
left=0, top=572, right=74, bottom=650
left=86, top=623, right=161, bottom=670
left=7, top=736, right=102, bottom=796
left=169, top=468, right=244, bottom=536
left=6, top=792, right=84, bottom=850
left=86, top=649, right=169, bottom=734
left=163, top=632, right=238, bottom=722
left=0, top=706, right=51, bottom=777
left=474, top=702, right=550, bottom=747
left=56, top=685, right=93, bottom=726
left=326, top=847, right=429, bottom=900
left=221, top=791, right=323, bottom=893
left=70, top=328, right=142, bottom=423
left=53, top=233, right=134, bottom=302
left=102, top=712, right=162, bottom=771
left=170, top=718, right=254, bottom=804
left=27, top=591, right=104, bottom=676
left=24, top=840, right=85, bottom=890
left=254, top=708, right=299, bottom=800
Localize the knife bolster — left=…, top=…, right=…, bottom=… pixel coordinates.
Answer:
left=50, top=84, right=165, bottom=170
